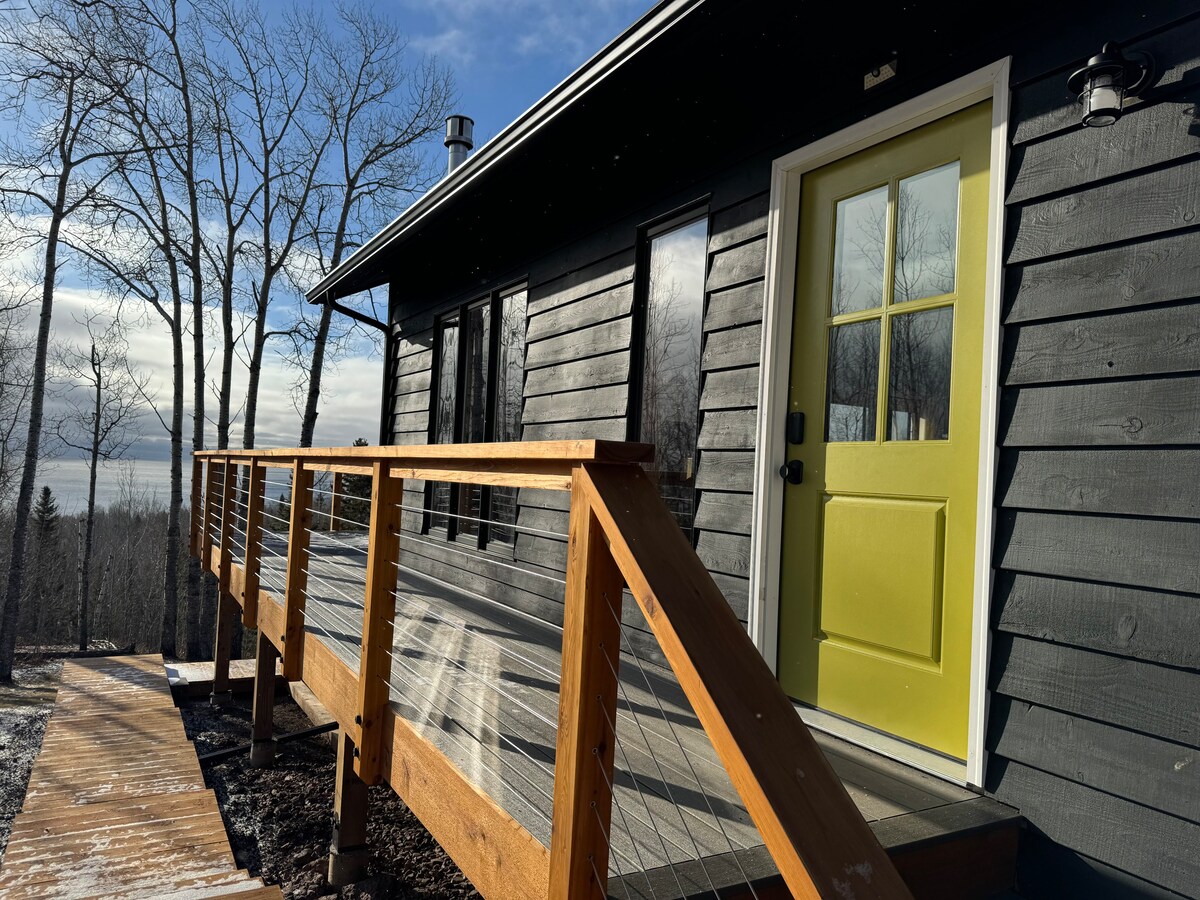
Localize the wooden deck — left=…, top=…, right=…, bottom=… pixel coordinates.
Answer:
left=251, top=530, right=1019, bottom=897
left=0, top=655, right=281, bottom=900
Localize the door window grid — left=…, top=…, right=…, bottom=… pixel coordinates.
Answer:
left=823, top=161, right=960, bottom=444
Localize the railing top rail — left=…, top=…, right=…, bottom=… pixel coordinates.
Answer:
left=193, top=439, right=653, bottom=465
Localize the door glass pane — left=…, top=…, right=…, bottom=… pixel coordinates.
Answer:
left=641, top=217, right=706, bottom=534
left=430, top=315, right=459, bottom=530
left=458, top=301, right=490, bottom=537
left=825, top=320, right=880, bottom=442
left=893, top=162, right=959, bottom=304
left=888, top=307, right=953, bottom=441
left=831, top=186, right=887, bottom=316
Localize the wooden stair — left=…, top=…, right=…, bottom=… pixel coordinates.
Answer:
left=0, top=655, right=280, bottom=899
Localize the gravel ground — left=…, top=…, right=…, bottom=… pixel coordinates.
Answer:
left=181, top=696, right=479, bottom=899
left=0, top=656, right=62, bottom=857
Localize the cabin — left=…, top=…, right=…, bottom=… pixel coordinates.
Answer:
left=194, top=1, right=1199, bottom=898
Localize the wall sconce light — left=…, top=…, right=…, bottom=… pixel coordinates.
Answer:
left=1067, top=42, right=1154, bottom=128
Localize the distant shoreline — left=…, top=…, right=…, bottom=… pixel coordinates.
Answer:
left=30, top=458, right=175, bottom=514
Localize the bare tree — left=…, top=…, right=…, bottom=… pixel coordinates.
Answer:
left=202, top=0, right=331, bottom=453
left=0, top=314, right=34, bottom=508
left=52, top=310, right=147, bottom=649
left=0, top=0, right=133, bottom=681
left=195, top=50, right=257, bottom=451
left=292, top=1, right=453, bottom=447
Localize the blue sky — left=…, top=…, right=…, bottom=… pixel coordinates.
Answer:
left=395, top=0, right=657, bottom=148
left=23, top=0, right=658, bottom=481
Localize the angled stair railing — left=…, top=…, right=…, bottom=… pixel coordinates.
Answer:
left=191, top=441, right=912, bottom=900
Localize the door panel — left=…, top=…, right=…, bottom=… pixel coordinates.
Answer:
left=778, top=101, right=991, bottom=760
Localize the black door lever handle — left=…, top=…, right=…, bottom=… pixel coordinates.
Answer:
left=778, top=459, right=803, bottom=484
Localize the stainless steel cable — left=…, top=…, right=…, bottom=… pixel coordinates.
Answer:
left=610, top=603, right=754, bottom=897
left=374, top=668, right=554, bottom=831
left=394, top=500, right=567, bottom=541
left=393, top=537, right=566, bottom=586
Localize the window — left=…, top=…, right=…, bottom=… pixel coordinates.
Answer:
left=631, top=212, right=708, bottom=538
left=427, top=284, right=528, bottom=547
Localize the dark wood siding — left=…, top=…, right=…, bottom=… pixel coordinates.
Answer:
left=990, top=16, right=1200, bottom=897
left=384, top=189, right=770, bottom=661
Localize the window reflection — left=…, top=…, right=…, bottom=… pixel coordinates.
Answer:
left=825, top=320, right=880, bottom=442
left=490, top=288, right=527, bottom=544
left=457, top=301, right=490, bottom=537
left=430, top=315, right=459, bottom=530
left=831, top=186, right=887, bottom=315
left=894, top=162, right=959, bottom=303
left=888, top=307, right=953, bottom=441
left=640, top=217, right=707, bottom=535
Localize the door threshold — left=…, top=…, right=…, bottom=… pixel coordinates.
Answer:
left=796, top=703, right=972, bottom=787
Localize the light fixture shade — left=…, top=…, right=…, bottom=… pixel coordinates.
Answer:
left=1067, top=42, right=1153, bottom=128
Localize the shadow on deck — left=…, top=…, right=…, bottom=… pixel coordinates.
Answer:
left=193, top=445, right=1020, bottom=899
left=253, top=529, right=1020, bottom=899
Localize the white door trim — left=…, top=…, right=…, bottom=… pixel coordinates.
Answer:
left=747, top=58, right=1011, bottom=789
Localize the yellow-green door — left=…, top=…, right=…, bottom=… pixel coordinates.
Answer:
left=778, top=102, right=991, bottom=760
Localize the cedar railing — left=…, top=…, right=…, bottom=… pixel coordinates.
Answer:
left=190, top=441, right=911, bottom=900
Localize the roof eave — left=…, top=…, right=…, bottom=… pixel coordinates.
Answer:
left=305, top=0, right=706, bottom=303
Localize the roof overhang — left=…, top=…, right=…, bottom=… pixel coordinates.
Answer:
left=306, top=0, right=705, bottom=304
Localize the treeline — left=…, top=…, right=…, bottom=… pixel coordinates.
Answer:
left=0, top=485, right=182, bottom=655
left=0, top=0, right=454, bottom=680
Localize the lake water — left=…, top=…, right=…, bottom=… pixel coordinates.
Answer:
left=31, top=458, right=177, bottom=514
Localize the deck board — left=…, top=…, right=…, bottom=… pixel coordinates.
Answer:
left=235, top=527, right=995, bottom=887
left=0, top=655, right=280, bottom=900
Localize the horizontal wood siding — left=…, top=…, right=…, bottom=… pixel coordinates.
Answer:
left=384, top=191, right=769, bottom=659
left=691, top=193, right=770, bottom=624
left=991, top=19, right=1200, bottom=897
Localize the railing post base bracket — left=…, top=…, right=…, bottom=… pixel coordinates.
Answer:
left=249, top=738, right=277, bottom=768
left=209, top=690, right=234, bottom=708
left=326, top=845, right=371, bottom=887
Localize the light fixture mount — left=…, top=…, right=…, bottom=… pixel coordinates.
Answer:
left=1067, top=41, right=1154, bottom=128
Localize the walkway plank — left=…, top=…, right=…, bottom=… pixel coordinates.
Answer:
left=0, top=655, right=281, bottom=900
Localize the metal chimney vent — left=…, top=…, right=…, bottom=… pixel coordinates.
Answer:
left=445, top=115, right=474, bottom=174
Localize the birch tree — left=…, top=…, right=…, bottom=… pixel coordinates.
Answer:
left=52, top=311, right=147, bottom=650
left=0, top=0, right=132, bottom=681
left=293, top=2, right=453, bottom=447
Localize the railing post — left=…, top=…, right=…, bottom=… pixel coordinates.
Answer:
left=353, top=462, right=403, bottom=784
left=327, top=729, right=371, bottom=885
left=250, top=626, right=279, bottom=767
left=282, top=460, right=314, bottom=682
left=216, top=457, right=236, bottom=598
left=211, top=589, right=238, bottom=706
left=212, top=457, right=238, bottom=705
left=330, top=471, right=343, bottom=532
left=548, top=466, right=626, bottom=899
left=241, top=459, right=265, bottom=629
left=200, top=459, right=219, bottom=574
left=189, top=455, right=204, bottom=557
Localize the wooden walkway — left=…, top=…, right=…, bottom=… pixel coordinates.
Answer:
left=0, top=655, right=281, bottom=900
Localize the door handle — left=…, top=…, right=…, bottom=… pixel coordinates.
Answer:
left=778, top=459, right=803, bottom=484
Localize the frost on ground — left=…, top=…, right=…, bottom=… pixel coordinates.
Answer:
left=182, top=696, right=479, bottom=899
left=0, top=656, right=62, bottom=858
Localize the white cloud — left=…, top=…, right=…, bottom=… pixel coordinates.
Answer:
left=7, top=266, right=383, bottom=465
left=405, top=0, right=651, bottom=72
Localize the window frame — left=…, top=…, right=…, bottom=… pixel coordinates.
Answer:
left=424, top=280, right=528, bottom=549
left=627, top=200, right=710, bottom=542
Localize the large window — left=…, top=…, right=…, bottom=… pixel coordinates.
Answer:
left=427, top=284, right=528, bottom=547
left=632, top=213, right=708, bottom=537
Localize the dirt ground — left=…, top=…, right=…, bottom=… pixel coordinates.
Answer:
left=180, top=696, right=480, bottom=899
left=0, top=656, right=62, bottom=857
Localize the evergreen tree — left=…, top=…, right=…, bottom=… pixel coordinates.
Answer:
left=27, top=486, right=61, bottom=650
left=343, top=438, right=372, bottom=530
